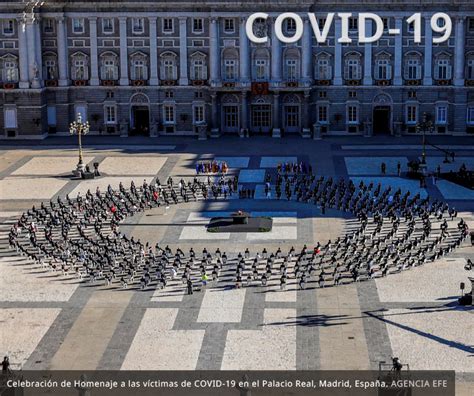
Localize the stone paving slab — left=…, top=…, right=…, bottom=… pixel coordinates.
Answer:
left=260, top=157, right=298, bottom=168
left=0, top=308, right=60, bottom=369
left=436, top=180, right=474, bottom=200
left=11, top=156, right=95, bottom=176
left=221, top=308, right=296, bottom=370
left=382, top=308, right=473, bottom=373
left=197, top=288, right=246, bottom=323
left=376, top=258, right=469, bottom=303
left=0, top=177, right=69, bottom=200
left=179, top=226, right=230, bottom=240
left=68, top=176, right=154, bottom=197
left=98, top=156, right=167, bottom=176
left=214, top=157, right=250, bottom=168
left=350, top=177, right=428, bottom=198
left=247, top=226, right=297, bottom=240
left=344, top=157, right=408, bottom=175
left=238, top=169, right=266, bottom=183
left=0, top=257, right=79, bottom=302
left=122, top=308, right=205, bottom=370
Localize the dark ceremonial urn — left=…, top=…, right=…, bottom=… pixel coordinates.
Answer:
left=207, top=210, right=273, bottom=233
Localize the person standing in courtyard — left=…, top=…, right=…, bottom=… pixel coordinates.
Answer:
left=187, top=279, right=193, bottom=295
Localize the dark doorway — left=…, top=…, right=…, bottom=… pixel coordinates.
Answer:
left=131, top=106, right=150, bottom=136
left=373, top=106, right=391, bottom=135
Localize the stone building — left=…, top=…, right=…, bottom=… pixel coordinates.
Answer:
left=0, top=0, right=473, bottom=139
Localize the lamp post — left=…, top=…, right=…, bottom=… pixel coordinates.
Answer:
left=416, top=112, right=433, bottom=166
left=69, top=113, right=90, bottom=174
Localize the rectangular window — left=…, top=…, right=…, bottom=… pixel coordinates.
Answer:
left=406, top=105, right=417, bottom=124
left=406, top=59, right=420, bottom=80
left=224, top=60, right=237, bottom=80
left=469, top=18, right=474, bottom=32
left=104, top=105, right=117, bottom=124
left=224, top=18, right=235, bottom=33
left=315, top=59, right=331, bottom=80
left=3, top=20, right=14, bottom=35
left=349, top=17, right=358, bottom=30
left=72, top=18, right=85, bottom=34
left=317, top=105, right=328, bottom=123
left=382, top=17, right=389, bottom=30
left=435, top=60, right=451, bottom=80
left=192, top=40, right=204, bottom=47
left=347, top=105, right=358, bottom=123
left=43, top=19, right=55, bottom=34
left=193, top=18, right=203, bottom=33
left=224, top=106, right=239, bottom=128
left=193, top=104, right=205, bottom=123
left=132, top=18, right=144, bottom=34
left=286, top=18, right=297, bottom=33
left=47, top=106, right=57, bottom=126
left=436, top=106, right=447, bottom=124
left=163, top=105, right=175, bottom=123
left=102, top=18, right=114, bottom=34
left=163, top=18, right=174, bottom=33
left=467, top=60, right=474, bottom=80
left=467, top=107, right=474, bottom=124
left=319, top=91, right=327, bottom=99
left=286, top=59, right=298, bottom=80
left=74, top=105, right=87, bottom=123
left=255, top=59, right=267, bottom=80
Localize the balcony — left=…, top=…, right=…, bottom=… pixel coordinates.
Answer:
left=251, top=82, right=269, bottom=95
left=375, top=79, right=392, bottom=86
left=101, top=79, right=118, bottom=87
left=45, top=80, right=58, bottom=87
left=434, top=79, right=452, bottom=86
left=130, top=79, right=147, bottom=87
left=2, top=82, right=18, bottom=89
left=405, top=79, right=421, bottom=86
left=285, top=78, right=298, bottom=88
left=190, top=79, right=207, bottom=87
left=344, top=79, right=361, bottom=86
left=222, top=80, right=236, bottom=88
left=161, top=79, right=177, bottom=86
left=315, top=79, right=331, bottom=86
left=73, top=80, right=88, bottom=87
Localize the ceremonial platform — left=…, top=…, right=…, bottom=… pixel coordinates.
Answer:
left=207, top=211, right=273, bottom=232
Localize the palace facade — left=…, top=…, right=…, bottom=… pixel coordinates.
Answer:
left=0, top=0, right=473, bottom=139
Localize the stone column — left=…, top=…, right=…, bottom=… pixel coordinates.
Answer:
left=272, top=93, right=281, bottom=138
left=119, top=17, right=129, bottom=86
left=211, top=94, right=219, bottom=136
left=34, top=16, right=43, bottom=82
left=149, top=17, right=159, bottom=86
left=178, top=17, right=188, bottom=85
left=25, top=15, right=38, bottom=87
left=334, top=19, right=343, bottom=85
left=393, top=17, right=403, bottom=86
left=18, top=17, right=30, bottom=88
left=302, top=92, right=311, bottom=137
left=454, top=17, right=465, bottom=87
left=241, top=91, right=249, bottom=134
left=301, top=18, right=312, bottom=86
left=239, top=17, right=250, bottom=85
left=56, top=16, right=69, bottom=86
left=210, top=17, right=220, bottom=85
left=89, top=17, right=99, bottom=86
left=271, top=18, right=282, bottom=85
left=363, top=19, right=372, bottom=85
left=423, top=16, right=433, bottom=85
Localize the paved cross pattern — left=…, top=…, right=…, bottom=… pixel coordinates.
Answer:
left=0, top=142, right=472, bottom=395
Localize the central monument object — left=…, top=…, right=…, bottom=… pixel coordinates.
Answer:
left=207, top=211, right=273, bottom=233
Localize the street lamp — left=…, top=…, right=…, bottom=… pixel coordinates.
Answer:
left=69, top=113, right=90, bottom=173
left=416, top=112, right=433, bottom=165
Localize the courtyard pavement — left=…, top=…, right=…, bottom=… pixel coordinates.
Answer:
left=0, top=135, right=472, bottom=395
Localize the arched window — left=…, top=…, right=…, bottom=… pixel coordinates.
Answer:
left=222, top=48, right=239, bottom=81
left=284, top=48, right=300, bottom=81
left=0, top=54, right=19, bottom=83
left=190, top=52, right=207, bottom=80
left=43, top=53, right=58, bottom=81
left=252, top=48, right=270, bottom=81
left=130, top=52, right=148, bottom=81
left=434, top=52, right=452, bottom=81
left=160, top=52, right=178, bottom=81
left=374, top=52, right=392, bottom=80
left=344, top=52, right=362, bottom=81
left=70, top=52, right=89, bottom=81
left=404, top=51, right=422, bottom=81
left=314, top=52, right=332, bottom=80
left=100, top=52, right=119, bottom=81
